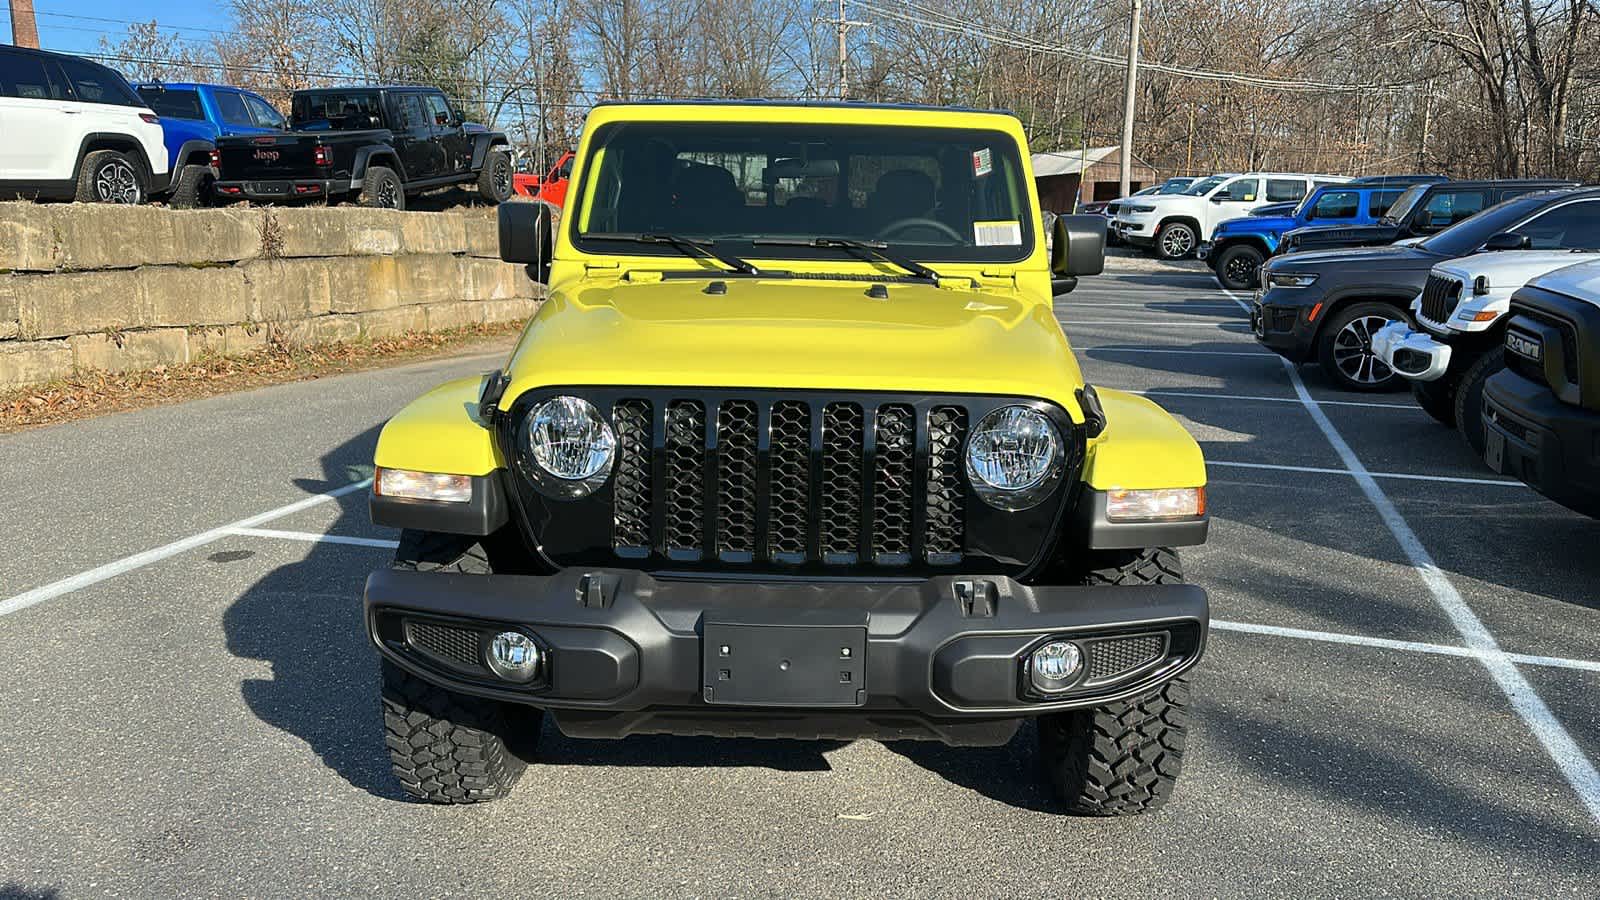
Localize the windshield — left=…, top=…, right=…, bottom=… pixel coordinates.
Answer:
left=1382, top=184, right=1430, bottom=223
left=571, top=121, right=1034, bottom=262
left=1417, top=193, right=1567, bottom=257
left=1156, top=179, right=1192, bottom=194
left=1180, top=176, right=1228, bottom=197
left=291, top=92, right=382, bottom=131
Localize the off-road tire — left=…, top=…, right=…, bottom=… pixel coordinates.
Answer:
left=1316, top=301, right=1407, bottom=392
left=1155, top=221, right=1198, bottom=260
left=1410, top=375, right=1458, bottom=427
left=75, top=149, right=146, bottom=204
left=1215, top=243, right=1265, bottom=290
left=357, top=165, right=406, bottom=210
left=1452, top=349, right=1505, bottom=458
left=167, top=165, right=213, bottom=209
left=1038, top=547, right=1192, bottom=815
left=381, top=659, right=542, bottom=804
left=477, top=148, right=514, bottom=204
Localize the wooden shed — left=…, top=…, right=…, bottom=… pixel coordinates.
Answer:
left=1032, top=147, right=1160, bottom=212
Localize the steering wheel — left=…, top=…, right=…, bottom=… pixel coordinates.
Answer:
left=880, top=217, right=964, bottom=242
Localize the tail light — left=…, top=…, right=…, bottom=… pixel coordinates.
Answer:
left=208, top=149, right=221, bottom=169
left=139, top=113, right=160, bottom=124
left=314, top=145, right=332, bottom=167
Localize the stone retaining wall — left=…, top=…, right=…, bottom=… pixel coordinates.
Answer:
left=0, top=203, right=541, bottom=389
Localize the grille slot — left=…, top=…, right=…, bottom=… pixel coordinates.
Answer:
left=605, top=397, right=978, bottom=568
left=406, top=620, right=482, bottom=671
left=1085, top=633, right=1167, bottom=684
left=1419, top=273, right=1463, bottom=325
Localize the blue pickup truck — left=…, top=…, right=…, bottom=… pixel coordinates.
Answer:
left=133, top=82, right=286, bottom=207
left=1199, top=175, right=1447, bottom=289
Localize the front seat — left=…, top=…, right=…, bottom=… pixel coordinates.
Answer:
left=867, top=169, right=937, bottom=230
left=672, top=164, right=744, bottom=231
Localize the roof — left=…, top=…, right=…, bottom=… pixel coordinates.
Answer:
left=592, top=98, right=1014, bottom=116
left=1031, top=147, right=1153, bottom=178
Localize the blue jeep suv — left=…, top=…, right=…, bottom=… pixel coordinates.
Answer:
left=133, top=82, right=286, bottom=207
left=1200, top=175, right=1445, bottom=290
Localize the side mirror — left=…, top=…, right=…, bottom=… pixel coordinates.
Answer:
left=1051, top=214, right=1106, bottom=285
left=1482, top=231, right=1530, bottom=252
left=499, top=201, right=556, bottom=283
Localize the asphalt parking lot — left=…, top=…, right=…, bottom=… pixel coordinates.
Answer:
left=1, top=254, right=1597, bottom=898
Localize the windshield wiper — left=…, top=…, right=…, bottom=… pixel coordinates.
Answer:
left=582, top=232, right=760, bottom=276
left=751, top=236, right=941, bottom=283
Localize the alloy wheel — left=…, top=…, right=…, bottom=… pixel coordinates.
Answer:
left=1160, top=225, right=1195, bottom=258
left=493, top=159, right=511, bottom=196
left=95, top=161, right=140, bottom=204
left=1331, top=314, right=1396, bottom=385
left=378, top=177, right=399, bottom=208
left=1224, top=254, right=1257, bottom=287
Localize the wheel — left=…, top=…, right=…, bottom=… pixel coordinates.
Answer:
left=1452, top=349, right=1505, bottom=458
left=1155, top=221, right=1198, bottom=259
left=1410, top=376, right=1458, bottom=427
left=477, top=148, right=514, bottom=204
left=1037, top=547, right=1193, bottom=816
left=75, top=149, right=145, bottom=204
left=1316, top=301, right=1407, bottom=392
left=167, top=165, right=213, bottom=209
left=1214, top=243, right=1265, bottom=290
left=381, top=529, right=543, bottom=804
left=382, top=659, right=542, bottom=804
left=357, top=165, right=406, bottom=210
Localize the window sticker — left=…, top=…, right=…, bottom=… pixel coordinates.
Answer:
left=972, top=148, right=993, bottom=178
left=973, top=220, right=1022, bottom=246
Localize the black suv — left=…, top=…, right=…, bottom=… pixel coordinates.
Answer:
left=1279, top=179, right=1577, bottom=255
left=214, top=86, right=514, bottom=209
left=1253, top=187, right=1600, bottom=391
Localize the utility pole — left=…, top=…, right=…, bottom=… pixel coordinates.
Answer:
left=1118, top=0, right=1142, bottom=197
left=821, top=0, right=870, bottom=100
left=8, top=0, right=39, bottom=48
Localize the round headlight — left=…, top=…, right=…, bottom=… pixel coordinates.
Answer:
left=524, top=396, right=616, bottom=497
left=965, top=406, right=1062, bottom=510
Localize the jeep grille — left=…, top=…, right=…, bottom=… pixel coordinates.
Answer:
left=1419, top=273, right=1462, bottom=326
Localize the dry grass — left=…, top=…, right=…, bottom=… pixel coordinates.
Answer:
left=0, top=322, right=523, bottom=434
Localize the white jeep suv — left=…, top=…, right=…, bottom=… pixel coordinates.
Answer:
left=0, top=45, right=169, bottom=204
left=1115, top=172, right=1349, bottom=259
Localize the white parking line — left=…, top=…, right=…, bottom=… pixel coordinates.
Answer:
left=1084, top=347, right=1277, bottom=358
left=1212, top=620, right=1600, bottom=673
left=1218, top=288, right=1600, bottom=824
left=0, top=479, right=373, bottom=618
left=1063, top=302, right=1243, bottom=310
left=1209, top=459, right=1527, bottom=488
left=1068, top=321, right=1251, bottom=329
left=1130, top=388, right=1417, bottom=411
left=225, top=527, right=400, bottom=549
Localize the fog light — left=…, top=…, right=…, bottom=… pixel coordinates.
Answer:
left=1029, top=640, right=1083, bottom=693
left=487, top=631, right=543, bottom=682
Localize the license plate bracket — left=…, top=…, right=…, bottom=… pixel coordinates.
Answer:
left=702, top=613, right=867, bottom=707
left=1484, top=425, right=1506, bottom=473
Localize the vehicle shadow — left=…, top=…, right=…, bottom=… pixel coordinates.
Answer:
left=882, top=723, right=1058, bottom=813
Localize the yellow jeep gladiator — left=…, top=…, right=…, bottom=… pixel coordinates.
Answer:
left=364, top=101, right=1210, bottom=815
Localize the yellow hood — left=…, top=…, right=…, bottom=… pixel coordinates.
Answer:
left=502, top=277, right=1087, bottom=420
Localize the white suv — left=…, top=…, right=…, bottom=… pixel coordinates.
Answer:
left=1115, top=172, right=1350, bottom=259
left=0, top=46, right=169, bottom=204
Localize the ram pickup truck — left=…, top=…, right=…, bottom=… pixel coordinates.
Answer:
left=213, top=85, right=514, bottom=209
left=1484, top=260, right=1600, bottom=517
left=1279, top=179, right=1577, bottom=255
left=1373, top=249, right=1596, bottom=455
left=1200, top=176, right=1440, bottom=290
left=134, top=81, right=285, bottom=208
left=1114, top=171, right=1349, bottom=259
left=363, top=100, right=1211, bottom=815
left=1252, top=187, right=1600, bottom=391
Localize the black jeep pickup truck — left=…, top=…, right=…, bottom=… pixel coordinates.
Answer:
left=1278, top=179, right=1577, bottom=255
left=214, top=86, right=515, bottom=209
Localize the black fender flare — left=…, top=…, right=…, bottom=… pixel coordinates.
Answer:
left=352, top=144, right=405, bottom=185
left=469, top=133, right=511, bottom=172
left=75, top=132, right=157, bottom=183
left=174, top=138, right=216, bottom=169
left=1310, top=289, right=1417, bottom=343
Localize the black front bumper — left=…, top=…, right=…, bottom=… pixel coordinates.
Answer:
left=365, top=568, right=1208, bottom=745
left=1251, top=288, right=1321, bottom=362
left=215, top=177, right=353, bottom=202
left=1483, top=370, right=1600, bottom=517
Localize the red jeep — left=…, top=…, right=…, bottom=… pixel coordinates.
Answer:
left=512, top=150, right=573, bottom=206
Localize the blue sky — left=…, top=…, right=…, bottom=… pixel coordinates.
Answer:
left=6, top=2, right=234, bottom=56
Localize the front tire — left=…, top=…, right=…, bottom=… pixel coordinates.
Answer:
left=1038, top=547, right=1193, bottom=815
left=1155, top=221, right=1197, bottom=260
left=477, top=148, right=514, bottom=204
left=357, top=165, right=406, bottom=210
left=1317, top=301, right=1406, bottom=392
left=382, top=659, right=542, bottom=804
left=1452, top=349, right=1505, bottom=458
left=75, top=149, right=146, bottom=204
left=1215, top=243, right=1265, bottom=290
